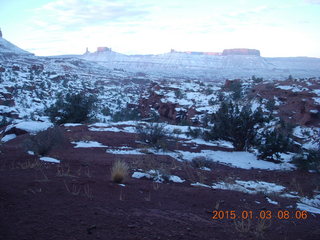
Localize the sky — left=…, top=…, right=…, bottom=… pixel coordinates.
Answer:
left=1, top=0, right=320, bottom=57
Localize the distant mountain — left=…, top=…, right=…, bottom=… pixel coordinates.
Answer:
left=81, top=48, right=320, bottom=80
left=0, top=37, right=34, bottom=59
left=0, top=36, right=320, bottom=79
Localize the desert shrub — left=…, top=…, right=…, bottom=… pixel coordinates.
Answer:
left=204, top=101, right=266, bottom=150
left=112, top=104, right=140, bottom=121
left=186, top=126, right=202, bottom=138
left=292, top=149, right=320, bottom=173
left=101, top=107, right=111, bottom=116
left=136, top=122, right=170, bottom=150
left=204, top=88, right=213, bottom=95
left=252, top=75, right=263, bottom=83
left=0, top=116, right=11, bottom=128
left=191, top=156, right=213, bottom=169
left=46, top=92, right=96, bottom=124
left=257, top=130, right=294, bottom=162
left=174, top=89, right=184, bottom=99
left=24, top=126, right=65, bottom=156
left=172, top=128, right=182, bottom=135
left=229, top=80, right=242, bottom=101
left=265, top=99, right=276, bottom=112
left=111, top=160, right=129, bottom=183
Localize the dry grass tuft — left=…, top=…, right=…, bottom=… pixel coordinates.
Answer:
left=111, top=160, right=129, bottom=183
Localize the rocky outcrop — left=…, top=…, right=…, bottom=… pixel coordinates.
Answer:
left=138, top=84, right=200, bottom=124
left=250, top=79, right=320, bottom=127
left=222, top=48, right=260, bottom=56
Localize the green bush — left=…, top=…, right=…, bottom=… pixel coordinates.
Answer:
left=136, top=122, right=170, bottom=150
left=204, top=101, right=266, bottom=150
left=186, top=126, right=202, bottom=138
left=191, top=156, right=213, bottom=169
left=292, top=149, right=320, bottom=173
left=46, top=92, right=96, bottom=124
left=257, top=130, right=294, bottom=162
left=112, top=104, right=140, bottom=121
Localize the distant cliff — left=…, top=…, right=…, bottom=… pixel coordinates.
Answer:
left=222, top=48, right=260, bottom=56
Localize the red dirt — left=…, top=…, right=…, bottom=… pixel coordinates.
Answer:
left=0, top=126, right=319, bottom=240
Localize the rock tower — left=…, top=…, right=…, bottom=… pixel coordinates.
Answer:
left=0, top=28, right=2, bottom=38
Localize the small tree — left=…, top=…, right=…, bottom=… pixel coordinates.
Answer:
left=204, top=101, right=266, bottom=150
left=257, top=130, right=293, bottom=162
left=46, top=92, right=96, bottom=124
left=136, top=122, right=169, bottom=150
left=292, top=149, right=320, bottom=173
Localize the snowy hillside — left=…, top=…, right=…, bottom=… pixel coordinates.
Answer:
left=82, top=50, right=320, bottom=79
left=0, top=37, right=34, bottom=58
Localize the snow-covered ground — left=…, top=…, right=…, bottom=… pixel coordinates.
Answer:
left=72, top=141, right=107, bottom=148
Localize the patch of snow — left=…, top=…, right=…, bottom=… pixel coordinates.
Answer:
left=310, top=109, right=318, bottom=114
left=266, top=197, right=278, bottom=205
left=177, top=150, right=294, bottom=170
left=40, top=157, right=60, bottom=163
left=251, top=101, right=261, bottom=112
left=211, top=180, right=286, bottom=195
left=64, top=123, right=83, bottom=127
left=14, top=121, right=53, bottom=135
left=200, top=167, right=211, bottom=171
left=184, top=139, right=234, bottom=148
left=313, top=89, right=320, bottom=96
left=1, top=134, right=16, bottom=142
left=27, top=151, right=35, bottom=155
left=72, top=141, right=107, bottom=148
left=169, top=175, right=185, bottom=183
left=296, top=203, right=320, bottom=214
left=313, top=97, right=320, bottom=105
left=106, top=148, right=145, bottom=155
left=118, top=184, right=126, bottom=187
left=132, top=172, right=149, bottom=179
left=297, top=194, right=320, bottom=214
left=191, top=182, right=211, bottom=188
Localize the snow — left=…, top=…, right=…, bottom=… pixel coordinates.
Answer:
left=177, top=150, right=295, bottom=170
left=106, top=148, right=145, bottom=155
left=132, top=172, right=149, bottom=179
left=200, top=167, right=211, bottom=171
left=132, top=170, right=184, bottom=183
left=0, top=37, right=33, bottom=55
left=211, top=180, right=286, bottom=194
left=297, top=194, right=320, bottom=214
left=266, top=197, right=278, bottom=205
left=310, top=109, right=318, bottom=114
left=191, top=182, right=211, bottom=188
left=169, top=175, right=185, bottom=183
left=1, top=134, right=16, bottom=142
left=64, top=123, right=83, bottom=127
left=40, top=157, right=60, bottom=163
left=296, top=203, right=320, bottom=214
left=251, top=101, right=261, bottom=112
left=13, top=121, right=53, bottom=135
left=313, top=89, right=320, bottom=96
left=276, top=85, right=304, bottom=92
left=184, top=139, right=234, bottom=148
left=71, top=141, right=107, bottom=148
left=27, top=151, right=35, bottom=155
left=313, top=97, right=320, bottom=105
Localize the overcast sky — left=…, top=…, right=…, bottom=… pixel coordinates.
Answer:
left=1, top=0, right=320, bottom=57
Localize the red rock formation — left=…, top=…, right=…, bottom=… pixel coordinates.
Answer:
left=222, top=48, right=260, bottom=56
left=250, top=80, right=320, bottom=127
